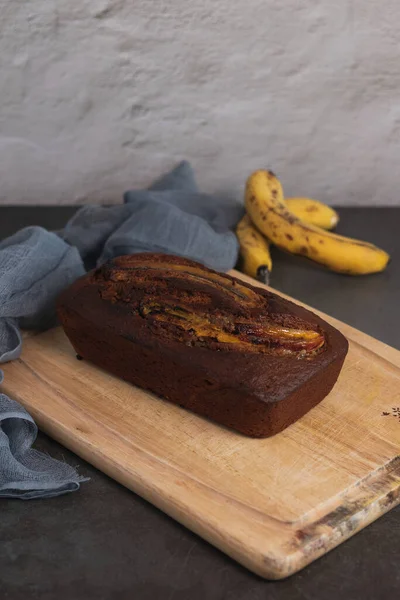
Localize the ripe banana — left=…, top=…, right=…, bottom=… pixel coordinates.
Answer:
left=236, top=214, right=272, bottom=284
left=237, top=196, right=338, bottom=282
left=245, top=170, right=390, bottom=275
left=286, top=197, right=339, bottom=230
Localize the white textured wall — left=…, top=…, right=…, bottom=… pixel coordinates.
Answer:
left=1, top=1, right=399, bottom=205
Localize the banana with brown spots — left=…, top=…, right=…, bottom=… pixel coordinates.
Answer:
left=236, top=214, right=273, bottom=284
left=286, top=197, right=339, bottom=230
left=245, top=170, right=390, bottom=275
left=237, top=196, right=338, bottom=283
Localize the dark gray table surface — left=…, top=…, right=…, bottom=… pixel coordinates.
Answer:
left=1, top=207, right=399, bottom=600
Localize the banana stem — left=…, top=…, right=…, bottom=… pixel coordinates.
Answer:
left=256, top=265, right=270, bottom=286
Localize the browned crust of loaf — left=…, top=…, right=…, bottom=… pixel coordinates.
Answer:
left=57, top=253, right=349, bottom=437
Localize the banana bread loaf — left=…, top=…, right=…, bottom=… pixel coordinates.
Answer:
left=57, top=253, right=348, bottom=437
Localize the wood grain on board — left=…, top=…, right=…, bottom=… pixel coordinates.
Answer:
left=2, top=271, right=399, bottom=579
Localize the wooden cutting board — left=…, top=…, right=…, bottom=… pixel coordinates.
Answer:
left=2, top=272, right=399, bottom=579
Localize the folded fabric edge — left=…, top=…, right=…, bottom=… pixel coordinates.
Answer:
left=0, top=319, right=22, bottom=364
left=0, top=476, right=90, bottom=493
left=0, top=479, right=90, bottom=500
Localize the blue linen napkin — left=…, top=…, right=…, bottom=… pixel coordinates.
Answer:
left=0, top=161, right=242, bottom=498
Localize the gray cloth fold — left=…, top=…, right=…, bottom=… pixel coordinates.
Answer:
left=0, top=227, right=85, bottom=362
left=60, top=160, right=241, bottom=270
left=0, top=161, right=242, bottom=498
left=0, top=386, right=88, bottom=499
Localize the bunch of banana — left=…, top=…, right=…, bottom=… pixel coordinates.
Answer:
left=237, top=170, right=389, bottom=282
